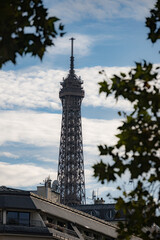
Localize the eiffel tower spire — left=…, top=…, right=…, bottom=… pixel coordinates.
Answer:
left=57, top=38, right=86, bottom=206
left=70, top=37, right=75, bottom=73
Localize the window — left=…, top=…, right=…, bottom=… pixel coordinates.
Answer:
left=105, top=209, right=115, bottom=220
left=19, top=212, right=30, bottom=226
left=7, top=211, right=30, bottom=226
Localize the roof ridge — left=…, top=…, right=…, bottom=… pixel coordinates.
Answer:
left=30, top=192, right=118, bottom=229
left=0, top=186, right=30, bottom=195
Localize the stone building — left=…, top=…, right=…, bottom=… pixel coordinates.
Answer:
left=0, top=186, right=141, bottom=240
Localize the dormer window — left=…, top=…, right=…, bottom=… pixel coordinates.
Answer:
left=7, top=211, right=30, bottom=226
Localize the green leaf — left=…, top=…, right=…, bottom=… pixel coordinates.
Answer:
left=120, top=72, right=126, bottom=77
left=0, top=0, right=65, bottom=68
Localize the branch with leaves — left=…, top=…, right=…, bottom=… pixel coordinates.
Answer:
left=93, top=61, right=160, bottom=240
left=0, top=0, right=65, bottom=68
left=93, top=0, right=160, bottom=237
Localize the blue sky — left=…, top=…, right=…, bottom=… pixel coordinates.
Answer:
left=0, top=0, right=158, bottom=203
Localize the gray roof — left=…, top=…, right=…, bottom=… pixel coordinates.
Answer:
left=0, top=186, right=141, bottom=240
left=30, top=193, right=141, bottom=240
left=0, top=186, right=30, bottom=195
left=74, top=203, right=125, bottom=222
left=31, top=193, right=118, bottom=239
left=0, top=186, right=36, bottom=210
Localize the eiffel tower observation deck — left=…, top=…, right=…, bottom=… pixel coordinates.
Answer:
left=57, top=38, right=86, bottom=206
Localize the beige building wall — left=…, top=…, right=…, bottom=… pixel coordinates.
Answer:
left=37, top=186, right=60, bottom=203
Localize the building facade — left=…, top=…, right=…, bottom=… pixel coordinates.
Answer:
left=74, top=201, right=125, bottom=224
left=0, top=186, right=136, bottom=240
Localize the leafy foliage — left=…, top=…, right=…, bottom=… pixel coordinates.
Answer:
left=146, top=0, right=160, bottom=45
left=93, top=1, right=160, bottom=238
left=0, top=0, right=65, bottom=68
left=93, top=61, right=160, bottom=240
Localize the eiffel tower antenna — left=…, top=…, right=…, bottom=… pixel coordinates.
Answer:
left=70, top=37, right=75, bottom=72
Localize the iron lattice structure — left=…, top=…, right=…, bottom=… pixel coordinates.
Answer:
left=58, top=38, right=86, bottom=206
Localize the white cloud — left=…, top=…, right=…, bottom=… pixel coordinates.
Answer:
left=78, top=66, right=133, bottom=110
left=83, top=118, right=120, bottom=147
left=98, top=186, right=117, bottom=194
left=0, top=160, right=117, bottom=201
left=35, top=155, right=58, bottom=163
left=84, top=168, right=118, bottom=202
left=0, top=65, right=133, bottom=111
left=0, top=152, right=19, bottom=159
left=0, top=161, right=56, bottom=188
left=84, top=146, right=99, bottom=157
left=48, top=33, right=94, bottom=57
left=46, top=0, right=155, bottom=23
left=0, top=160, right=125, bottom=200
left=0, top=69, right=62, bottom=110
left=0, top=110, right=121, bottom=154
left=0, top=111, right=61, bottom=146
left=0, top=109, right=124, bottom=197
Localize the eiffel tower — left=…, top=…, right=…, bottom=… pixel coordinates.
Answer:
left=57, top=38, right=86, bottom=206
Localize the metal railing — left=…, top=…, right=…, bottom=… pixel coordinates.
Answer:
left=46, top=222, right=78, bottom=238
left=83, top=235, right=94, bottom=240
left=46, top=223, right=96, bottom=240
